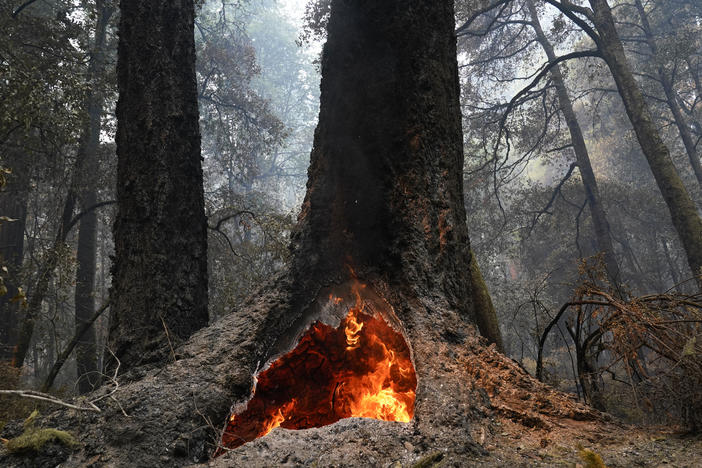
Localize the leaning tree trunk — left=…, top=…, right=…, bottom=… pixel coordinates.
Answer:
left=108, top=0, right=209, bottom=373
left=0, top=1, right=603, bottom=466
left=590, top=0, right=702, bottom=286
left=527, top=0, right=620, bottom=285
left=633, top=0, right=702, bottom=190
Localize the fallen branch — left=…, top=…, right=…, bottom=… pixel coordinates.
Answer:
left=3, top=348, right=125, bottom=415
left=0, top=389, right=100, bottom=412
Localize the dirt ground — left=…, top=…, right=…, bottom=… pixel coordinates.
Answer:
left=207, top=341, right=701, bottom=468
left=466, top=412, right=701, bottom=467
left=459, top=344, right=702, bottom=468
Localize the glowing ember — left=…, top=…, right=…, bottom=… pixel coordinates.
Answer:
left=219, top=285, right=417, bottom=452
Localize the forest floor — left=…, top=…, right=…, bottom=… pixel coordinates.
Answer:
left=457, top=344, right=702, bottom=468
left=469, top=405, right=701, bottom=467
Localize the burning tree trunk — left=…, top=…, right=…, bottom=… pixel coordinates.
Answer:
left=215, top=0, right=503, bottom=451
left=288, top=0, right=488, bottom=338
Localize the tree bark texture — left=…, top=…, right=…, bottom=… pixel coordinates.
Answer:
left=109, top=0, right=209, bottom=372
left=526, top=0, right=621, bottom=285
left=589, top=0, right=702, bottom=285
left=290, top=0, right=502, bottom=347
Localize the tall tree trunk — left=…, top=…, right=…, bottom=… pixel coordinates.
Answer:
left=633, top=0, right=702, bottom=189
left=589, top=0, right=702, bottom=285
left=74, top=0, right=113, bottom=394
left=109, top=0, right=209, bottom=372
left=75, top=192, right=98, bottom=391
left=527, top=0, right=621, bottom=284
left=289, top=0, right=501, bottom=348
left=0, top=153, right=29, bottom=363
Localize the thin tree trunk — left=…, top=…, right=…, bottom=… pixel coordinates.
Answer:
left=74, top=0, right=113, bottom=394
left=109, top=0, right=209, bottom=372
left=589, top=0, right=702, bottom=286
left=0, top=153, right=29, bottom=363
left=13, top=188, right=76, bottom=368
left=527, top=0, right=621, bottom=284
left=633, top=0, right=702, bottom=189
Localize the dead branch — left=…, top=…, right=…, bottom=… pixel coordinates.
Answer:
left=41, top=302, right=110, bottom=392
left=3, top=348, right=125, bottom=415
left=0, top=389, right=100, bottom=412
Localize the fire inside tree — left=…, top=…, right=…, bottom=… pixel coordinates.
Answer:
left=220, top=281, right=417, bottom=451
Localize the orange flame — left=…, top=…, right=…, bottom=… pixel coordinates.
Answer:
left=259, top=399, right=296, bottom=437
left=344, top=306, right=364, bottom=350
left=219, top=282, right=416, bottom=453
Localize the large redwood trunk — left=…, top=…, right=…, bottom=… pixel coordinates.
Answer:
left=108, top=0, right=209, bottom=372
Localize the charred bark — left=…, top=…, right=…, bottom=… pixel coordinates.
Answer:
left=589, top=0, right=702, bottom=286
left=526, top=0, right=620, bottom=285
left=289, top=0, right=505, bottom=346
left=108, top=0, right=209, bottom=372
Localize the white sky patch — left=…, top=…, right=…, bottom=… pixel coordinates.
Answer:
left=279, top=0, right=308, bottom=26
